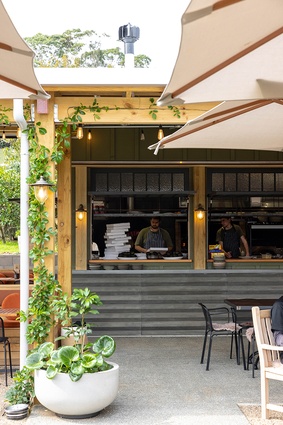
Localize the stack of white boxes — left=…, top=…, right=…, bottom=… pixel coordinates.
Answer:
left=104, top=222, right=131, bottom=259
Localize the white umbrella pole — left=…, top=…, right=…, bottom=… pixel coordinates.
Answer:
left=13, top=99, right=29, bottom=369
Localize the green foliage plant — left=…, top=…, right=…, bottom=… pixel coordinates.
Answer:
left=5, top=367, right=34, bottom=406
left=25, top=288, right=116, bottom=382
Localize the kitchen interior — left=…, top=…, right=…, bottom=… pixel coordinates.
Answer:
left=208, top=195, right=283, bottom=259
left=91, top=194, right=189, bottom=260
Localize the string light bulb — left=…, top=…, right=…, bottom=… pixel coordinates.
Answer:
left=87, top=129, right=92, bottom=141
left=76, top=124, right=84, bottom=140
left=16, top=127, right=21, bottom=138
left=157, top=125, right=164, bottom=141
left=140, top=130, right=145, bottom=141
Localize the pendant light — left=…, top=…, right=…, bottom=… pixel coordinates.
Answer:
left=157, top=125, right=164, bottom=141
left=76, top=124, right=84, bottom=140
left=87, top=130, right=92, bottom=141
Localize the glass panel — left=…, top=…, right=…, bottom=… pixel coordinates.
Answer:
left=147, top=173, right=159, bottom=191
left=108, top=173, right=120, bottom=192
left=237, top=173, right=249, bottom=191
left=173, top=173, right=184, bottom=191
left=276, top=173, right=283, bottom=191
left=211, top=173, right=224, bottom=191
left=250, top=173, right=262, bottom=191
left=160, top=173, right=172, bottom=191
left=263, top=173, right=275, bottom=191
left=134, top=173, right=146, bottom=192
left=121, top=173, right=133, bottom=192
left=95, top=173, right=107, bottom=191
left=224, top=173, right=236, bottom=192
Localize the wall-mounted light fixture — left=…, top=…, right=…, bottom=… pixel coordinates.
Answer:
left=76, top=124, right=84, bottom=140
left=157, top=125, right=164, bottom=141
left=87, top=129, right=92, bottom=141
left=195, top=204, right=205, bottom=220
left=140, top=129, right=145, bottom=141
left=30, top=176, right=54, bottom=204
left=16, top=127, right=21, bottom=138
left=76, top=204, right=87, bottom=221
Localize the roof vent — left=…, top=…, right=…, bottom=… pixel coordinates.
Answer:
left=118, top=23, right=140, bottom=55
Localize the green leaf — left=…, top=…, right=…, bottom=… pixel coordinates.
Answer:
left=70, top=362, right=85, bottom=375
left=92, top=335, right=116, bottom=358
left=81, top=353, right=98, bottom=368
left=46, top=365, right=58, bottom=379
left=69, top=371, right=83, bottom=382
left=38, top=341, right=54, bottom=357
left=25, top=352, right=44, bottom=370
left=58, top=346, right=80, bottom=367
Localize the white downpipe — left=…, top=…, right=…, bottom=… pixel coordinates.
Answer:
left=13, top=99, right=29, bottom=369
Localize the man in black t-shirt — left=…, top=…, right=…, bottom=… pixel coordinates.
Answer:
left=216, top=216, right=249, bottom=258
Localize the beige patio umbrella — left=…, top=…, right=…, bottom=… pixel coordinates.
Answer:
left=148, top=99, right=283, bottom=154
left=157, top=0, right=283, bottom=106
left=0, top=0, right=48, bottom=99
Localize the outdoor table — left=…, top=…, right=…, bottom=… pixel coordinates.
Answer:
left=0, top=277, right=20, bottom=284
left=224, top=298, right=277, bottom=311
left=0, top=307, right=19, bottom=319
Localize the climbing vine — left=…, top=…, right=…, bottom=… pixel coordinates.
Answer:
left=0, top=95, right=182, bottom=343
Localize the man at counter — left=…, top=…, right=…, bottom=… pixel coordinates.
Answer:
left=216, top=216, right=250, bottom=259
left=134, top=216, right=173, bottom=254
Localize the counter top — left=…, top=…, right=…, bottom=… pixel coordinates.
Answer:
left=207, top=258, right=283, bottom=262
left=89, top=259, right=192, bottom=263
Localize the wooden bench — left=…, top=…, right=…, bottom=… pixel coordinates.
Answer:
left=252, top=306, right=283, bottom=419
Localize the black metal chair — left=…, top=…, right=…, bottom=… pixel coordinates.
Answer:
left=0, top=316, right=13, bottom=386
left=198, top=303, right=242, bottom=370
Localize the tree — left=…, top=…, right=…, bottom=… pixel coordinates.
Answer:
left=25, top=29, right=151, bottom=68
left=0, top=139, right=20, bottom=242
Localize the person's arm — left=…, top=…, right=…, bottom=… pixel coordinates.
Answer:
left=161, top=229, right=173, bottom=252
left=134, top=228, right=148, bottom=253
left=135, top=244, right=148, bottom=253
left=240, top=235, right=250, bottom=256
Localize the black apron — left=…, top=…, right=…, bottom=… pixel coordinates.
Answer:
left=222, top=226, right=240, bottom=258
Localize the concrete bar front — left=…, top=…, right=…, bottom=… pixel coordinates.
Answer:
left=72, top=269, right=283, bottom=337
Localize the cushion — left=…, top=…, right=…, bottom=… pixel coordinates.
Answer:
left=212, top=322, right=241, bottom=331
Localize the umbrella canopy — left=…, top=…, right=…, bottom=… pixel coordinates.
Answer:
left=0, top=0, right=49, bottom=99
left=149, top=99, right=283, bottom=154
left=157, top=0, right=283, bottom=106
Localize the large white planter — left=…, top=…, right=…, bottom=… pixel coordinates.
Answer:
left=34, top=362, right=119, bottom=419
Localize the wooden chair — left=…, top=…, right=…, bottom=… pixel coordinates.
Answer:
left=0, top=316, right=13, bottom=385
left=252, top=306, right=283, bottom=419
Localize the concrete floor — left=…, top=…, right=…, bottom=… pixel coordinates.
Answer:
left=3, top=336, right=282, bottom=424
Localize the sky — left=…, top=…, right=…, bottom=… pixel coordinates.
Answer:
left=3, top=0, right=189, bottom=71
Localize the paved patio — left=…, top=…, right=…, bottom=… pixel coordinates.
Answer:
left=1, top=336, right=282, bottom=424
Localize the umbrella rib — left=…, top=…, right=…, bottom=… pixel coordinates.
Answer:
left=201, top=100, right=271, bottom=121
left=172, top=27, right=283, bottom=99
left=0, top=42, right=34, bottom=57
left=0, top=74, right=37, bottom=95
left=160, top=100, right=274, bottom=146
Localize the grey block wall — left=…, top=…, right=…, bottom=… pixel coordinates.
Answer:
left=72, top=269, right=283, bottom=336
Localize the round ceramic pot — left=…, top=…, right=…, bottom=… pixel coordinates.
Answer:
left=34, top=362, right=119, bottom=419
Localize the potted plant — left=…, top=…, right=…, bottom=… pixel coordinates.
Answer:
left=6, top=287, right=119, bottom=419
